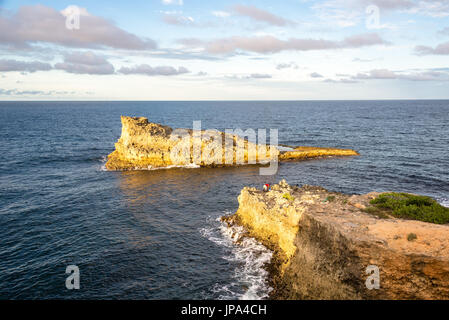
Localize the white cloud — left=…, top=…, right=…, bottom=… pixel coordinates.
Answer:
left=54, top=51, right=115, bottom=75
left=276, top=62, right=299, bottom=70
left=310, top=72, right=324, bottom=78
left=232, top=5, right=294, bottom=26
left=163, top=14, right=195, bottom=26
left=162, top=0, right=184, bottom=5
left=407, top=0, right=449, bottom=17
left=0, top=88, right=75, bottom=96
left=180, top=33, right=388, bottom=54
left=212, top=11, right=230, bottom=18
left=351, top=68, right=449, bottom=81
left=0, top=59, right=52, bottom=72
left=311, top=0, right=449, bottom=28
left=438, top=27, right=449, bottom=36
left=225, top=73, right=272, bottom=80
left=0, top=5, right=156, bottom=50
left=415, top=42, right=449, bottom=55
left=118, top=64, right=190, bottom=76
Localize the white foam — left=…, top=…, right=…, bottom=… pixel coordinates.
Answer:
left=99, top=155, right=108, bottom=171
left=439, top=199, right=449, bottom=208
left=277, top=146, right=295, bottom=152
left=146, top=163, right=201, bottom=170
left=199, top=215, right=273, bottom=300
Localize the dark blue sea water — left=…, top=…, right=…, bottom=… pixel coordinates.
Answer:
left=1, top=100, right=448, bottom=299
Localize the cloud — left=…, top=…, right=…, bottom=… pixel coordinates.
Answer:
left=366, top=0, right=414, bottom=10
left=118, top=64, right=190, bottom=76
left=248, top=73, right=272, bottom=79
left=212, top=11, right=230, bottom=18
left=0, top=5, right=156, bottom=50
left=321, top=68, right=449, bottom=83
left=163, top=14, right=195, bottom=26
left=353, top=57, right=380, bottom=62
left=0, top=59, right=52, bottom=72
left=415, top=42, right=449, bottom=55
left=54, top=51, right=115, bottom=75
left=180, top=33, right=388, bottom=54
left=406, top=0, right=449, bottom=17
left=162, top=0, right=183, bottom=5
left=352, top=69, right=397, bottom=79
left=312, top=0, right=449, bottom=28
left=438, top=27, right=449, bottom=36
left=0, top=88, right=74, bottom=96
left=226, top=73, right=272, bottom=80
left=276, top=62, right=299, bottom=70
left=350, top=68, right=448, bottom=81
left=324, top=78, right=359, bottom=83
left=232, top=5, right=293, bottom=26
left=310, top=72, right=324, bottom=78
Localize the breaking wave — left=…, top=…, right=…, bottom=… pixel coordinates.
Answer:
left=199, top=215, right=273, bottom=300
left=440, top=199, right=449, bottom=208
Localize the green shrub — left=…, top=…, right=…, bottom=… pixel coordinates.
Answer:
left=407, top=233, right=417, bottom=241
left=325, top=195, right=336, bottom=202
left=369, top=193, right=449, bottom=224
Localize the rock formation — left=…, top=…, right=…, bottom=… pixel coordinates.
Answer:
left=280, top=146, right=360, bottom=161
left=223, top=181, right=449, bottom=300
left=106, top=116, right=359, bottom=171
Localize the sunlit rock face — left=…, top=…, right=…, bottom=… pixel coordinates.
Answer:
left=223, top=181, right=449, bottom=300
left=105, top=116, right=279, bottom=170
left=280, top=146, right=359, bottom=161
left=105, top=116, right=359, bottom=171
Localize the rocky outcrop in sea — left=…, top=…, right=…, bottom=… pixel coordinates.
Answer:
left=106, top=116, right=359, bottom=171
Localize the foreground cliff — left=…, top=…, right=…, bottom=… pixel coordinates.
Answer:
left=106, top=116, right=359, bottom=171
left=223, top=181, right=449, bottom=300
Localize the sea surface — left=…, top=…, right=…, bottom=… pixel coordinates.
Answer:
left=0, top=100, right=448, bottom=299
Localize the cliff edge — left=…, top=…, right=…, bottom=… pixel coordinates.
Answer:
left=223, top=181, right=449, bottom=300
left=106, top=116, right=359, bottom=171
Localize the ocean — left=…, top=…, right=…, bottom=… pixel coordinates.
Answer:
left=0, top=100, right=448, bottom=299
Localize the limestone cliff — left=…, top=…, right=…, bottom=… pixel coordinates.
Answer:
left=223, top=181, right=449, bottom=300
left=106, top=116, right=359, bottom=171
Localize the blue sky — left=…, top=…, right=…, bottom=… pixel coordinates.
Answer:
left=0, top=0, right=449, bottom=100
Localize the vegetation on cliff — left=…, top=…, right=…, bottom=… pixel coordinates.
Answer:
left=369, top=192, right=449, bottom=224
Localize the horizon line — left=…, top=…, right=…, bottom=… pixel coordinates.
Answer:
left=1, top=99, right=449, bottom=102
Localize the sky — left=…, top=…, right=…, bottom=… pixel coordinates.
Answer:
left=0, top=0, right=448, bottom=100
